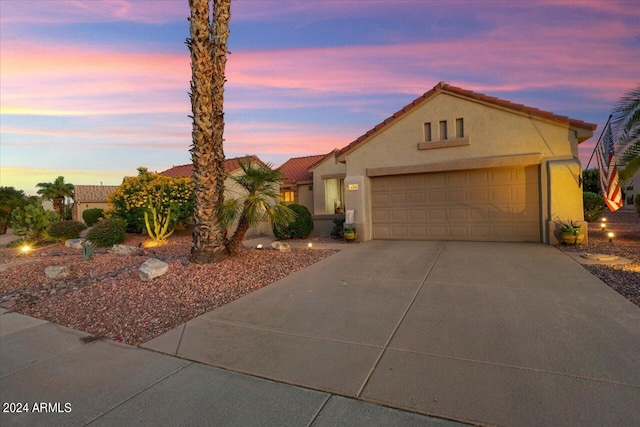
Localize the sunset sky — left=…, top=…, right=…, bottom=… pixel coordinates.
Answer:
left=1, top=0, right=639, bottom=194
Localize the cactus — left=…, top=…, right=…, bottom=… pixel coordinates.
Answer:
left=81, top=240, right=95, bottom=260
left=144, top=188, right=174, bottom=243
left=10, top=204, right=59, bottom=241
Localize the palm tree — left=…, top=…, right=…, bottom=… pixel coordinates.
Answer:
left=187, top=0, right=231, bottom=263
left=36, top=176, right=74, bottom=216
left=220, top=159, right=296, bottom=254
left=611, top=84, right=639, bottom=182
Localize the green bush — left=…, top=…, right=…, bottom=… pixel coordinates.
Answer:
left=330, top=216, right=345, bottom=239
left=82, top=208, right=104, bottom=226
left=273, top=204, right=313, bottom=239
left=46, top=220, right=86, bottom=242
left=86, top=218, right=126, bottom=247
left=10, top=204, right=59, bottom=241
left=583, top=192, right=605, bottom=222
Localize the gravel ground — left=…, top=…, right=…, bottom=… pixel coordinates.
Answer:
left=0, top=234, right=337, bottom=345
left=558, top=210, right=639, bottom=307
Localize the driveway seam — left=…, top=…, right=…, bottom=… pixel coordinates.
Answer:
left=83, top=362, right=194, bottom=426
left=385, top=347, right=640, bottom=389
left=355, top=241, right=447, bottom=398
left=186, top=318, right=385, bottom=350
left=306, top=394, right=332, bottom=427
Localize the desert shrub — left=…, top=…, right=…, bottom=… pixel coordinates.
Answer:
left=0, top=186, right=38, bottom=234
left=583, top=192, right=605, bottom=222
left=46, top=220, right=86, bottom=242
left=107, top=167, right=194, bottom=233
left=10, top=204, right=59, bottom=241
left=330, top=216, right=345, bottom=239
left=82, top=208, right=104, bottom=226
left=86, top=218, right=126, bottom=247
left=273, top=204, right=313, bottom=239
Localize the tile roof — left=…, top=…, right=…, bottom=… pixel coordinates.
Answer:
left=160, top=155, right=265, bottom=178
left=338, top=81, right=598, bottom=157
left=74, top=185, right=119, bottom=203
left=277, top=154, right=326, bottom=185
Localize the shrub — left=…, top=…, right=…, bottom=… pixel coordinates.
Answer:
left=46, top=220, right=86, bottom=242
left=583, top=192, right=605, bottom=222
left=330, top=216, right=345, bottom=239
left=82, top=208, right=104, bottom=226
left=273, top=204, right=313, bottom=239
left=10, top=204, right=59, bottom=241
left=0, top=186, right=38, bottom=234
left=86, top=218, right=127, bottom=247
left=107, top=167, right=194, bottom=233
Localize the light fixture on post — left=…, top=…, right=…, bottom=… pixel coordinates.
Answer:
left=608, top=232, right=614, bottom=242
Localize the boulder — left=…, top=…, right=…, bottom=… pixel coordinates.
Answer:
left=139, top=258, right=169, bottom=282
left=271, top=241, right=291, bottom=253
left=45, top=265, right=70, bottom=279
left=65, top=239, right=84, bottom=249
left=111, top=244, right=144, bottom=256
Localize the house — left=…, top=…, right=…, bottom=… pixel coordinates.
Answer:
left=277, top=153, right=326, bottom=210
left=622, top=173, right=640, bottom=211
left=160, top=155, right=274, bottom=238
left=297, top=82, right=597, bottom=244
left=73, top=185, right=120, bottom=223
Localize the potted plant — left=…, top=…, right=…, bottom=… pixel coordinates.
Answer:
left=559, top=219, right=584, bottom=245
left=344, top=225, right=356, bottom=242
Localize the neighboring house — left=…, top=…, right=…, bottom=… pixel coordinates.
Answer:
left=622, top=173, right=640, bottom=211
left=73, top=185, right=119, bottom=223
left=277, top=154, right=326, bottom=211
left=160, top=155, right=274, bottom=238
left=284, top=82, right=596, bottom=243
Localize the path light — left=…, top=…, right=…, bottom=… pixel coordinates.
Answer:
left=601, top=222, right=606, bottom=231
left=256, top=244, right=263, bottom=250
left=20, top=244, right=31, bottom=254
left=608, top=232, right=614, bottom=242
left=308, top=243, right=313, bottom=249
left=602, top=217, right=607, bottom=223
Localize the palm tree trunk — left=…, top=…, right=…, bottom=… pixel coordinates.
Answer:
left=228, top=213, right=250, bottom=254
left=188, top=0, right=231, bottom=263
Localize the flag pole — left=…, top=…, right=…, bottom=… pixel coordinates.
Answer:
left=585, top=114, right=613, bottom=170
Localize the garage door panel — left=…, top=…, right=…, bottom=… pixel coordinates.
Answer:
left=372, top=166, right=540, bottom=242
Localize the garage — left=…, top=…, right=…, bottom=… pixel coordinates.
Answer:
left=371, top=165, right=541, bottom=242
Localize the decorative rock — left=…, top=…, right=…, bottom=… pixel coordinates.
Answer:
left=271, top=241, right=291, bottom=253
left=111, top=244, right=144, bottom=256
left=45, top=265, right=70, bottom=279
left=139, top=258, right=169, bottom=282
left=65, top=239, right=84, bottom=249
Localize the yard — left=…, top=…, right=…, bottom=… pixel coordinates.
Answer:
left=1, top=211, right=638, bottom=346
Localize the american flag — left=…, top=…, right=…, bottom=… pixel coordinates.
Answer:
left=595, top=122, right=623, bottom=211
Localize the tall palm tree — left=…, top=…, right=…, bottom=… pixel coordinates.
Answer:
left=612, top=84, right=639, bottom=182
left=220, top=159, right=296, bottom=254
left=187, top=0, right=231, bottom=263
left=36, top=176, right=74, bottom=216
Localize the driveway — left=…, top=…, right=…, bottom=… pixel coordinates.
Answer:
left=143, top=241, right=640, bottom=426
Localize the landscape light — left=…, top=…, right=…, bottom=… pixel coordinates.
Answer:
left=608, top=232, right=614, bottom=242
left=308, top=243, right=313, bottom=249
left=601, top=222, right=606, bottom=230
left=602, top=217, right=607, bottom=223
left=20, top=244, right=31, bottom=254
left=256, top=244, right=263, bottom=250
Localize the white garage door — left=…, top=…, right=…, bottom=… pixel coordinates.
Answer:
left=371, top=166, right=540, bottom=242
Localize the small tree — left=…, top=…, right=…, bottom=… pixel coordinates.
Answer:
left=582, top=169, right=601, bottom=195
left=220, top=159, right=296, bottom=254
left=0, top=187, right=37, bottom=234
left=36, top=176, right=74, bottom=216
left=10, top=204, right=59, bottom=242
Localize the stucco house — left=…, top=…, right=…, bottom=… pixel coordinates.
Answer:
left=160, top=155, right=274, bottom=238
left=622, top=173, right=640, bottom=211
left=298, top=82, right=597, bottom=243
left=73, top=185, right=119, bottom=223
left=277, top=154, right=325, bottom=210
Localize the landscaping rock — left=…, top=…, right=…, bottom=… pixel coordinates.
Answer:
left=271, top=241, right=291, bottom=253
left=139, top=258, right=169, bottom=282
left=45, top=265, right=70, bottom=279
left=65, top=239, right=84, bottom=249
left=111, top=244, right=144, bottom=256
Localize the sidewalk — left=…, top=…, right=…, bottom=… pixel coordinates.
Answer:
left=0, top=308, right=464, bottom=426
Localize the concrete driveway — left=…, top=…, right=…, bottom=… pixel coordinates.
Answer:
left=143, top=241, right=640, bottom=426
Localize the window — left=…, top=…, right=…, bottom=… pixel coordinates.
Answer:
left=424, top=122, right=432, bottom=142
left=439, top=120, right=448, bottom=140
left=280, top=190, right=295, bottom=203
left=456, top=118, right=464, bottom=138
left=324, top=178, right=345, bottom=214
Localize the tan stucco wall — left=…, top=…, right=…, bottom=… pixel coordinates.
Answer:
left=342, top=91, right=590, bottom=243
left=311, top=155, right=347, bottom=214
left=546, top=159, right=587, bottom=244
left=296, top=183, right=314, bottom=213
